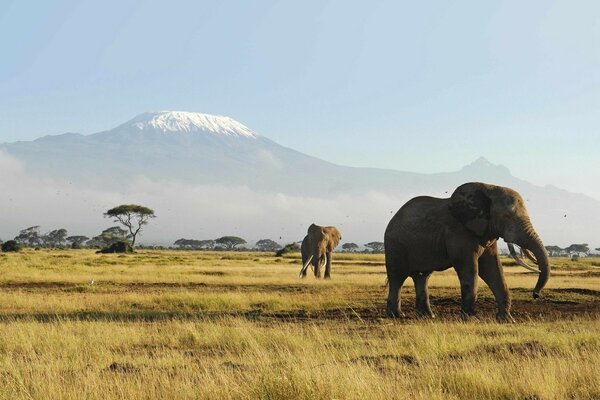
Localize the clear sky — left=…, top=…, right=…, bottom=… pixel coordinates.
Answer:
left=1, top=0, right=599, bottom=199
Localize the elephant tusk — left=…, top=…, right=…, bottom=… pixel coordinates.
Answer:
left=521, top=247, right=539, bottom=265
left=508, top=243, right=539, bottom=272
left=299, top=255, right=313, bottom=277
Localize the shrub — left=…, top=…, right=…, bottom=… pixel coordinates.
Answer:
left=1, top=240, right=22, bottom=252
left=96, top=241, right=133, bottom=254
left=276, top=243, right=300, bottom=257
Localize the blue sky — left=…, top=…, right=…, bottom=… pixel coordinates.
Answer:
left=1, top=0, right=599, bottom=198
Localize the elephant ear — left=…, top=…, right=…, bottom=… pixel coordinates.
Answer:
left=448, top=183, right=492, bottom=237
left=325, top=227, right=341, bottom=251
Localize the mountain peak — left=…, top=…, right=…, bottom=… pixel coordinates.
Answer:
left=126, top=111, right=257, bottom=138
left=459, top=157, right=512, bottom=177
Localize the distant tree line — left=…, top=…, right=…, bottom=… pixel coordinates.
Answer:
left=172, top=237, right=283, bottom=252
left=545, top=244, right=594, bottom=257
left=4, top=225, right=598, bottom=259
left=0, top=204, right=156, bottom=253
left=5, top=225, right=131, bottom=249
left=340, top=242, right=385, bottom=254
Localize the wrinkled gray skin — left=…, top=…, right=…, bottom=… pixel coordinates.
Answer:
left=384, top=182, right=550, bottom=322
left=300, top=223, right=342, bottom=279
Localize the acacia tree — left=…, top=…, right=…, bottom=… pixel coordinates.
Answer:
left=342, top=243, right=359, bottom=252
left=14, top=226, right=43, bottom=247
left=43, top=228, right=68, bottom=247
left=255, top=239, right=281, bottom=252
left=215, top=236, right=247, bottom=250
left=104, top=204, right=155, bottom=247
left=545, top=245, right=564, bottom=257
left=565, top=243, right=589, bottom=256
left=364, top=241, right=385, bottom=253
left=174, top=239, right=201, bottom=249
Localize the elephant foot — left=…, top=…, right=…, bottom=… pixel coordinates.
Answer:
left=416, top=310, right=436, bottom=319
left=496, top=312, right=516, bottom=324
left=385, top=306, right=405, bottom=319
left=460, top=310, right=476, bottom=321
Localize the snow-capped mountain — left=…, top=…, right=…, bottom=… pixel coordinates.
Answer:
left=1, top=111, right=598, bottom=246
left=115, top=111, right=257, bottom=138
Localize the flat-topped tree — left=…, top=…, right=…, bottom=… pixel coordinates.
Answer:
left=104, top=204, right=155, bottom=248
left=342, top=243, right=359, bottom=252
left=565, top=243, right=589, bottom=255
left=255, top=239, right=281, bottom=252
left=364, top=241, right=385, bottom=254
left=215, top=236, right=246, bottom=250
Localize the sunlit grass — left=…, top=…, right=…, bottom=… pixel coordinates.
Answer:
left=0, top=249, right=598, bottom=399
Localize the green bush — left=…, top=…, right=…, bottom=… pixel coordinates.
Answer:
left=1, top=240, right=22, bottom=252
left=96, top=241, right=133, bottom=254
left=276, top=243, right=300, bottom=257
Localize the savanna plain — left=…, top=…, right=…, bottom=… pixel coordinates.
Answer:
left=0, top=249, right=599, bottom=399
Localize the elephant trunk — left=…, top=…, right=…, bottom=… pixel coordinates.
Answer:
left=515, top=224, right=550, bottom=299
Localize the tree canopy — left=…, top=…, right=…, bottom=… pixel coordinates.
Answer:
left=104, top=204, right=155, bottom=247
left=43, top=229, right=68, bottom=247
left=255, top=239, right=281, bottom=252
left=342, top=243, right=359, bottom=252
left=565, top=243, right=589, bottom=255
left=545, top=245, right=564, bottom=256
left=364, top=242, right=385, bottom=253
left=173, top=239, right=215, bottom=250
left=14, top=226, right=43, bottom=247
left=215, top=236, right=247, bottom=250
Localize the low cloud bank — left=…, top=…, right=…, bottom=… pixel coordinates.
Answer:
left=0, top=152, right=597, bottom=249
left=0, top=151, right=405, bottom=246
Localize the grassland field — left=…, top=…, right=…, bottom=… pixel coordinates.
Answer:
left=0, top=249, right=598, bottom=399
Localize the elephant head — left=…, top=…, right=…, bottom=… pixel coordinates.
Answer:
left=449, top=182, right=550, bottom=298
left=299, top=223, right=342, bottom=278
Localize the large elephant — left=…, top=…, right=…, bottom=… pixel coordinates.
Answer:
left=384, top=182, right=550, bottom=322
left=299, top=223, right=342, bottom=279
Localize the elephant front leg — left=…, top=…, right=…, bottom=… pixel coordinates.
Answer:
left=324, top=252, right=332, bottom=279
left=479, top=250, right=514, bottom=323
left=313, top=256, right=322, bottom=278
left=455, top=260, right=479, bottom=318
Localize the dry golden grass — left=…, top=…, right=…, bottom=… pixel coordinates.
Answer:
left=0, top=249, right=598, bottom=399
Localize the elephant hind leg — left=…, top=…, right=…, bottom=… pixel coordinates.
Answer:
left=386, top=276, right=408, bottom=318
left=412, top=271, right=435, bottom=318
left=385, top=250, right=409, bottom=318
left=455, top=260, right=479, bottom=318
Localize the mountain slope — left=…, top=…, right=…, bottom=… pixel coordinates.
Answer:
left=1, top=111, right=598, bottom=246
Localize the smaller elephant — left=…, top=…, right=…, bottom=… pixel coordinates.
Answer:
left=299, top=223, right=341, bottom=279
